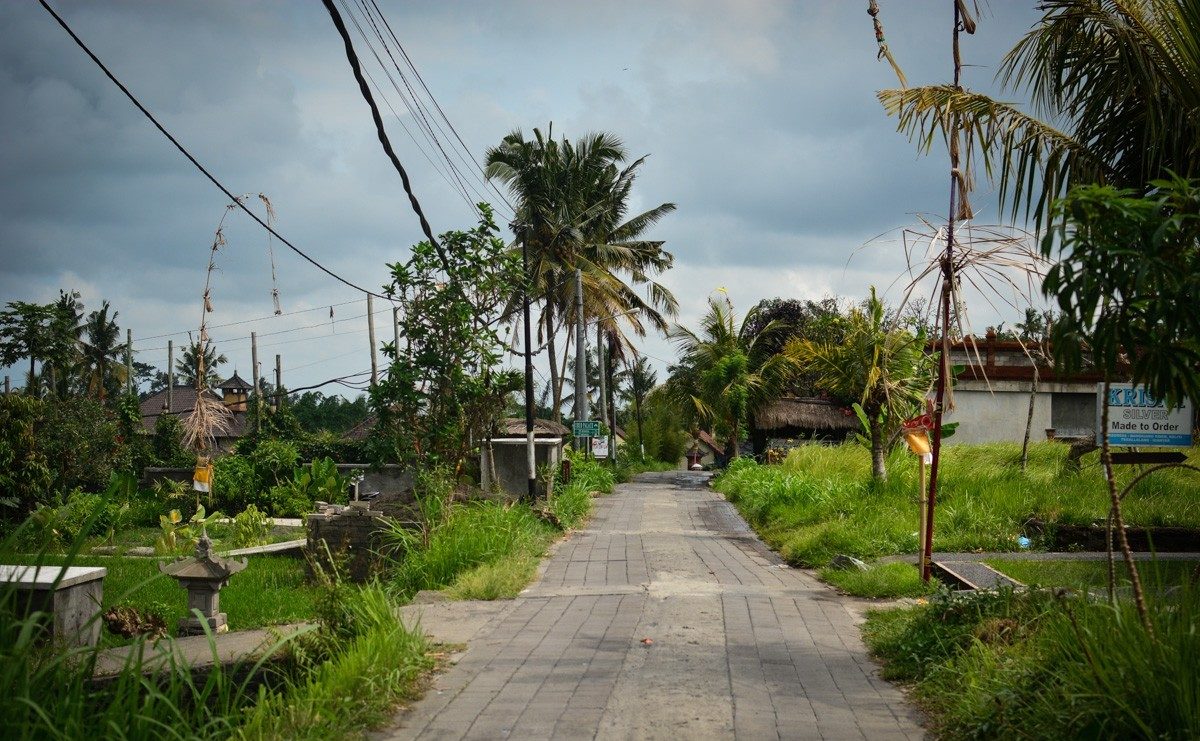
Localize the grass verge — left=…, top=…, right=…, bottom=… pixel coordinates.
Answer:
left=819, top=562, right=934, bottom=599
left=715, top=442, right=1200, bottom=567
left=390, top=456, right=614, bottom=602
left=986, top=558, right=1197, bottom=590
left=863, top=585, right=1200, bottom=739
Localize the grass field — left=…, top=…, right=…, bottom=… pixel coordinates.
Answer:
left=716, top=442, right=1200, bottom=568
left=987, top=558, right=1197, bottom=590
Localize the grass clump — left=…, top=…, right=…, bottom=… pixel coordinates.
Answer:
left=820, top=562, right=934, bottom=599
left=864, top=586, right=1200, bottom=739
left=715, top=442, right=1200, bottom=567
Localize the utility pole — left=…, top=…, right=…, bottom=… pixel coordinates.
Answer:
left=392, top=306, right=400, bottom=358
left=597, top=324, right=608, bottom=433
left=274, top=354, right=282, bottom=412
left=4, top=376, right=9, bottom=395
left=167, top=340, right=174, bottom=412
left=574, top=268, right=589, bottom=451
left=251, top=332, right=261, bottom=432
left=125, top=329, right=133, bottom=396
left=367, top=294, right=378, bottom=387
left=521, top=235, right=537, bottom=503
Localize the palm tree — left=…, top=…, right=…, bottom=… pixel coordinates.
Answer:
left=621, top=356, right=658, bottom=462
left=880, top=0, right=1200, bottom=226
left=79, top=301, right=125, bottom=403
left=485, top=126, right=677, bottom=420
left=175, top=341, right=227, bottom=388
left=791, top=289, right=931, bottom=481
left=665, top=292, right=799, bottom=462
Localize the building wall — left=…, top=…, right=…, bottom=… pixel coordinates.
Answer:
left=480, top=438, right=564, bottom=500
left=945, top=380, right=1096, bottom=445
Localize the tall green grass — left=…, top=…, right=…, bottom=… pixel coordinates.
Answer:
left=387, top=456, right=614, bottom=601
left=715, top=442, right=1200, bottom=566
left=865, top=586, right=1200, bottom=739
left=1, top=522, right=430, bottom=740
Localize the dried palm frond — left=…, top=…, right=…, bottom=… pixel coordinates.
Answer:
left=181, top=390, right=233, bottom=452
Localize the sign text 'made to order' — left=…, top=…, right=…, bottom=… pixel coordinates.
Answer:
left=1097, top=383, right=1193, bottom=448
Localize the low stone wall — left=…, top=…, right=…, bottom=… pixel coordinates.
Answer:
left=1050, top=524, right=1200, bottom=552
left=305, top=502, right=388, bottom=582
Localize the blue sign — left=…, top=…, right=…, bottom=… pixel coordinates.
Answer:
left=1098, top=383, right=1193, bottom=448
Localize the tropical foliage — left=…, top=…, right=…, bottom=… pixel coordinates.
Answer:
left=790, top=288, right=931, bottom=480
left=880, top=0, right=1200, bottom=225
left=665, top=292, right=800, bottom=460
left=485, top=126, right=677, bottom=419
left=370, top=207, right=521, bottom=471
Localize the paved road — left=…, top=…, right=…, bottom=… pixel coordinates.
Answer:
left=383, top=472, right=923, bottom=740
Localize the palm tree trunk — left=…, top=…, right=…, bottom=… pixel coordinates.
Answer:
left=870, top=414, right=887, bottom=481
left=1020, top=365, right=1038, bottom=472
left=546, top=300, right=561, bottom=423
left=28, top=356, right=35, bottom=396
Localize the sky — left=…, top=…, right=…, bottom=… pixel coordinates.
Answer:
left=0, top=0, right=1049, bottom=398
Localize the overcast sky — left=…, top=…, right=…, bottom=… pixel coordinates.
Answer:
left=0, top=1, right=1048, bottom=398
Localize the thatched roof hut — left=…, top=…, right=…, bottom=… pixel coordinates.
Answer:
left=756, top=398, right=857, bottom=432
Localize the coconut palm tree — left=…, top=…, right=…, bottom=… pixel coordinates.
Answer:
left=485, top=126, right=677, bottom=420
left=880, top=0, right=1200, bottom=226
left=175, top=341, right=227, bottom=388
left=79, top=301, right=125, bottom=403
left=665, top=292, right=800, bottom=462
left=791, top=289, right=932, bottom=481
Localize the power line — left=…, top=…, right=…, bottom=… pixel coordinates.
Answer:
left=320, top=0, right=449, bottom=274
left=134, top=299, right=364, bottom=343
left=38, top=0, right=393, bottom=301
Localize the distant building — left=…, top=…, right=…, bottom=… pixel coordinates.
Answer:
left=751, top=397, right=859, bottom=455
left=940, top=332, right=1104, bottom=445
left=139, top=372, right=254, bottom=451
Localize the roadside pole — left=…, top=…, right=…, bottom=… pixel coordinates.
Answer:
left=522, top=235, right=537, bottom=504
left=274, top=354, right=282, bottom=411
left=574, top=268, right=589, bottom=452
left=125, top=329, right=133, bottom=396
left=367, top=294, right=378, bottom=387
left=167, top=340, right=174, bottom=412
left=250, top=332, right=260, bottom=432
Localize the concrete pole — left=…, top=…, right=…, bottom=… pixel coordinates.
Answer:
left=522, top=237, right=537, bottom=503
left=367, top=294, right=378, bottom=387
left=392, top=306, right=400, bottom=355
left=125, top=329, right=133, bottom=396
left=597, top=324, right=608, bottom=431
left=274, top=354, right=282, bottom=411
left=574, top=268, right=589, bottom=450
left=166, top=340, right=174, bottom=412
left=251, top=332, right=261, bottom=432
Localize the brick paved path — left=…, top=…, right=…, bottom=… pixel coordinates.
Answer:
left=383, top=472, right=923, bottom=740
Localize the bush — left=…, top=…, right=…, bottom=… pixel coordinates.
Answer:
left=213, top=455, right=259, bottom=513
left=231, top=504, right=273, bottom=548
left=266, top=457, right=349, bottom=518
left=37, top=397, right=128, bottom=494
left=249, top=439, right=300, bottom=488
left=0, top=395, right=52, bottom=521
left=150, top=414, right=192, bottom=467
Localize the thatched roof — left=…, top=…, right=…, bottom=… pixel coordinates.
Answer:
left=755, top=397, right=856, bottom=432
left=495, top=417, right=569, bottom=438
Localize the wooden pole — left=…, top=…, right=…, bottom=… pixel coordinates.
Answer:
left=918, top=456, right=928, bottom=576
left=167, top=340, right=174, bottom=411
left=367, top=294, right=378, bottom=387
left=574, top=268, right=588, bottom=452
left=274, top=354, right=282, bottom=411
left=251, top=332, right=261, bottom=432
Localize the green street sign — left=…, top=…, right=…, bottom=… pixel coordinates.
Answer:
left=573, top=420, right=601, bottom=438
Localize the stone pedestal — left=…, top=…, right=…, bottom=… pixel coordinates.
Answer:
left=306, top=501, right=386, bottom=582
left=0, top=565, right=106, bottom=647
left=159, top=534, right=246, bottom=637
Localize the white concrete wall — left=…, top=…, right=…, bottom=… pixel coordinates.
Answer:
left=944, top=387, right=1053, bottom=445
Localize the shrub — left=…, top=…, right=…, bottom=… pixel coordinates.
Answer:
left=213, top=455, right=259, bottom=513
left=231, top=504, right=273, bottom=548
left=37, top=397, right=128, bottom=494
left=266, top=457, right=349, bottom=517
left=0, top=395, right=52, bottom=521
left=249, top=439, right=299, bottom=488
